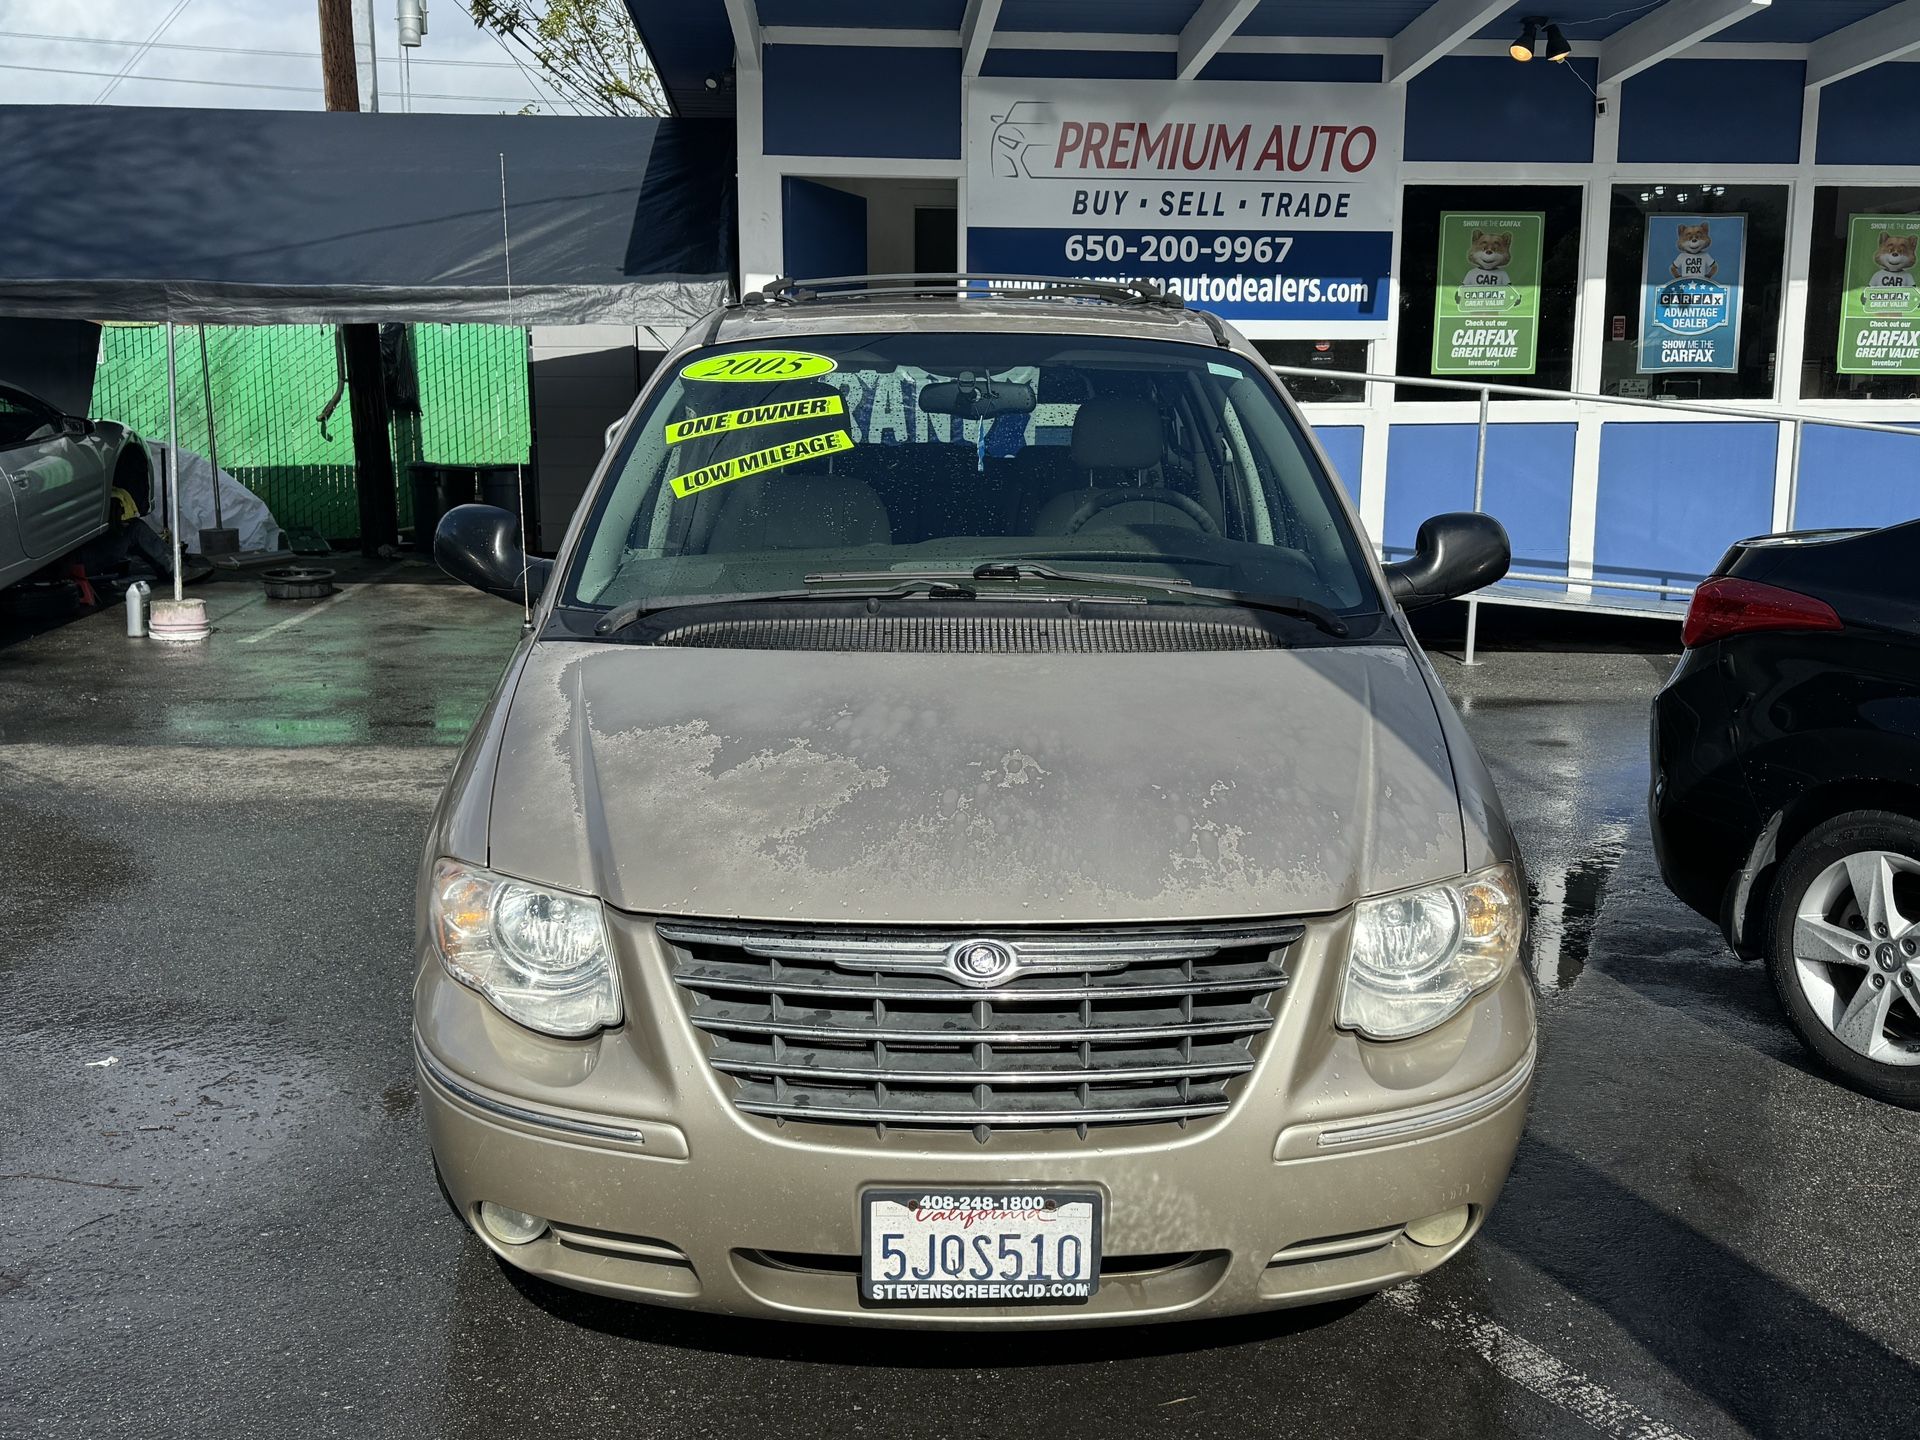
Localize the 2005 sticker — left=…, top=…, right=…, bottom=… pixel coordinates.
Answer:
left=680, top=350, right=837, bottom=383
left=665, top=393, right=845, bottom=446
left=671, top=429, right=854, bottom=499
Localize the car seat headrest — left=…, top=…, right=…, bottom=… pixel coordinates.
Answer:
left=1069, top=395, right=1162, bottom=471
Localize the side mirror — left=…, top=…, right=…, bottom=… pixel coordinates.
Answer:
left=434, top=503, right=553, bottom=605
left=60, top=415, right=89, bottom=438
left=1382, top=511, right=1510, bottom=610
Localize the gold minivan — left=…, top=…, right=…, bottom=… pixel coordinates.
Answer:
left=416, top=277, right=1535, bottom=1327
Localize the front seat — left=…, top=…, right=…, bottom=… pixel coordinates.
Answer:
left=704, top=475, right=892, bottom=552
left=1033, top=396, right=1192, bottom=534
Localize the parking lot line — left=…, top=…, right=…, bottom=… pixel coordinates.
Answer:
left=237, top=584, right=362, bottom=645
left=1383, top=1283, right=1694, bottom=1440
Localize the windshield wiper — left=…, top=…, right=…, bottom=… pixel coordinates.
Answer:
left=593, top=578, right=975, bottom=637
left=969, top=561, right=1352, bottom=637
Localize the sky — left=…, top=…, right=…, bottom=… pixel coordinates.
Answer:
left=0, top=0, right=590, bottom=114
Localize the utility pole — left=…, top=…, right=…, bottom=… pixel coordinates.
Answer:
left=316, top=0, right=399, bottom=556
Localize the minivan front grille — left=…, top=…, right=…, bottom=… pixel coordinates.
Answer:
left=659, top=920, right=1298, bottom=1138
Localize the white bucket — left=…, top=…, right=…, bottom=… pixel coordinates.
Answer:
left=148, top=597, right=210, bottom=643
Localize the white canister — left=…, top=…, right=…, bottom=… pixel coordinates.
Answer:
left=125, top=580, right=151, bottom=637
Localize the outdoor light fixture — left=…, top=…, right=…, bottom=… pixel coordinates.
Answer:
left=1510, top=17, right=1572, bottom=63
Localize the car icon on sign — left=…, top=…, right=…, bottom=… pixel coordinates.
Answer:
left=989, top=101, right=1059, bottom=179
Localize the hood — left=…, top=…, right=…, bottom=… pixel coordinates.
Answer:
left=484, top=640, right=1466, bottom=926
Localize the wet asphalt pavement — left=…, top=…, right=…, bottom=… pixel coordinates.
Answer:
left=4, top=565, right=1917, bottom=1440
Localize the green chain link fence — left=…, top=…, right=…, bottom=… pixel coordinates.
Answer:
left=92, top=322, right=532, bottom=542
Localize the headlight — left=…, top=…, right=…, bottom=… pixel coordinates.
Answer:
left=430, top=859, right=621, bottom=1037
left=1338, top=863, right=1523, bottom=1040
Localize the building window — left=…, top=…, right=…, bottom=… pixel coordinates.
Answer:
left=1801, top=187, right=1920, bottom=401
left=1253, top=340, right=1368, bottom=404
left=1395, top=185, right=1583, bottom=401
left=1600, top=183, right=1787, bottom=402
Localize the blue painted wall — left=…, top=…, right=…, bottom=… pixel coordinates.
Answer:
left=1382, top=424, right=1577, bottom=590
left=782, top=177, right=867, bottom=277
left=1791, top=425, right=1920, bottom=531
left=1314, top=425, right=1363, bottom=503
left=1817, top=63, right=1920, bottom=167
left=1198, top=52, right=1383, bottom=83
left=1618, top=59, right=1804, bottom=165
left=1404, top=57, right=1596, bottom=164
left=1592, top=422, right=1776, bottom=600
left=764, top=45, right=961, bottom=158
left=981, top=49, right=1177, bottom=78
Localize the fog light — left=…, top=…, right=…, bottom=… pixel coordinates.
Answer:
left=478, top=1201, right=549, bottom=1245
left=1405, top=1205, right=1472, bottom=1248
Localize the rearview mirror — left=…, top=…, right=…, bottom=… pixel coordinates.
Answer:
left=434, top=503, right=552, bottom=605
left=918, top=379, right=1036, bottom=420
left=1382, top=512, right=1509, bottom=610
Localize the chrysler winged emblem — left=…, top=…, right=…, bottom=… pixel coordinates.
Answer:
left=945, top=938, right=1019, bottom=986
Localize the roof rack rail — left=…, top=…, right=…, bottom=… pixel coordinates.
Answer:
left=742, top=273, right=1187, bottom=310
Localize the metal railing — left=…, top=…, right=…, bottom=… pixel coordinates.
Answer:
left=1264, top=364, right=1920, bottom=664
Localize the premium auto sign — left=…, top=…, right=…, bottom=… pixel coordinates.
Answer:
left=966, top=79, right=1403, bottom=324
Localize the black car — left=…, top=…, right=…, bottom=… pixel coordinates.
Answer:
left=1651, top=518, right=1920, bottom=1106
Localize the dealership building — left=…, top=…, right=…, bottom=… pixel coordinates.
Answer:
left=625, top=0, right=1920, bottom=612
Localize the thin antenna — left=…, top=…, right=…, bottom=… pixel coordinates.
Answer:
left=500, top=150, right=532, bottom=630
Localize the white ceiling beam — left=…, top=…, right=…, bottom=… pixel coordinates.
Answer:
left=1598, top=0, right=1770, bottom=87
left=1176, top=0, right=1261, bottom=80
left=1387, top=0, right=1515, bottom=83
left=1805, top=0, right=1920, bottom=88
left=722, top=0, right=761, bottom=71
left=960, top=0, right=1003, bottom=77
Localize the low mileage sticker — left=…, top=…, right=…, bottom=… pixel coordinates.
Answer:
left=670, top=428, right=854, bottom=499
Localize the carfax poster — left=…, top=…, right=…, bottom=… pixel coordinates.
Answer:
left=1636, top=214, right=1745, bottom=373
left=1430, top=213, right=1543, bottom=376
left=1837, top=213, right=1920, bottom=375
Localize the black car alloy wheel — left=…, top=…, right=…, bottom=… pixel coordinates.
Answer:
left=1766, top=811, right=1920, bottom=1107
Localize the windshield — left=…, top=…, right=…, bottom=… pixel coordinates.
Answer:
left=563, top=333, right=1379, bottom=621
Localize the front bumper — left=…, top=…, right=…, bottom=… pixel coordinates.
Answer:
left=415, top=913, right=1535, bottom=1328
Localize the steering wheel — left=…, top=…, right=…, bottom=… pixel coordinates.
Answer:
left=1062, top=487, right=1219, bottom=536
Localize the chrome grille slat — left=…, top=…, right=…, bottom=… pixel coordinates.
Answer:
left=673, top=959, right=1287, bottom=1005
left=732, top=1096, right=1234, bottom=1126
left=706, top=1051, right=1257, bottom=1086
left=686, top=1008, right=1274, bottom=1046
left=663, top=919, right=1296, bottom=1136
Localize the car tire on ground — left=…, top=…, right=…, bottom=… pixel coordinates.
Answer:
left=1765, top=811, right=1920, bottom=1107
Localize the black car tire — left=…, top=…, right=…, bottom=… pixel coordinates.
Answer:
left=1765, top=810, right=1920, bottom=1108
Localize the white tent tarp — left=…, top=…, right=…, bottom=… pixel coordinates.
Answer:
left=142, top=442, right=283, bottom=555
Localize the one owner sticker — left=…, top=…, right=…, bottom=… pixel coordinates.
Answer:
left=680, top=350, right=837, bottom=383
left=671, top=429, right=854, bottom=499
left=666, top=393, right=846, bottom=446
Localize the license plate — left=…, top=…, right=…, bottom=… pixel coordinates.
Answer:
left=860, top=1189, right=1102, bottom=1306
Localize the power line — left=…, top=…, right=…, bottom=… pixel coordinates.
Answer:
left=94, top=0, right=194, bottom=103
left=0, top=28, right=529, bottom=72
left=0, top=61, right=545, bottom=106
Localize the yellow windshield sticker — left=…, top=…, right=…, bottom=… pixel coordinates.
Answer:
left=665, top=393, right=846, bottom=446
left=680, top=350, right=837, bottom=383
left=671, top=429, right=854, bottom=499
